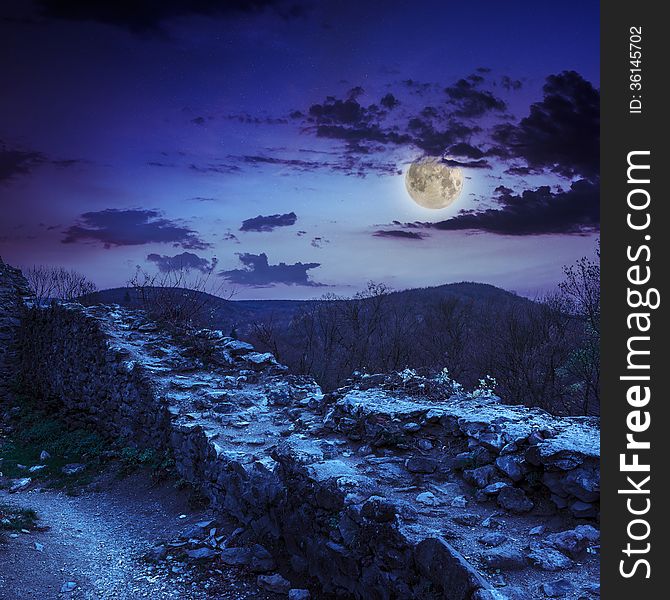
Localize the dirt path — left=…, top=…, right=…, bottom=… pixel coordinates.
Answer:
left=0, top=475, right=277, bottom=600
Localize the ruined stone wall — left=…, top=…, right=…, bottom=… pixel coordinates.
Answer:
left=8, top=297, right=491, bottom=599
left=0, top=258, right=32, bottom=403
left=0, top=264, right=600, bottom=599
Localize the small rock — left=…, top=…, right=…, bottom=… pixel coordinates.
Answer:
left=546, top=525, right=600, bottom=558
left=361, top=496, right=397, bottom=522
left=403, top=422, right=421, bottom=432
left=28, top=465, right=46, bottom=473
left=477, top=432, right=505, bottom=452
left=495, top=455, right=526, bottom=482
left=288, top=590, right=311, bottom=600
left=451, top=495, right=467, bottom=508
left=257, top=573, right=292, bottom=594
left=541, top=578, right=574, bottom=598
left=185, top=547, right=218, bottom=560
left=529, top=525, right=546, bottom=536
left=61, top=463, right=85, bottom=476
left=416, top=492, right=439, bottom=506
left=196, top=519, right=215, bottom=529
left=452, top=513, right=480, bottom=527
left=34, top=542, right=44, bottom=552
left=417, top=438, right=433, bottom=451
left=481, top=513, right=504, bottom=528
left=39, top=450, right=51, bottom=462
left=527, top=543, right=574, bottom=571
left=464, top=464, right=498, bottom=489
left=482, top=482, right=509, bottom=496
left=60, top=582, right=77, bottom=593
left=478, top=532, right=507, bottom=547
left=570, top=500, right=598, bottom=519
left=219, top=547, right=252, bottom=566
left=405, top=456, right=437, bottom=474
left=483, top=547, right=526, bottom=570
left=9, top=478, right=31, bottom=493
left=497, top=487, right=534, bottom=513
left=249, top=544, right=276, bottom=572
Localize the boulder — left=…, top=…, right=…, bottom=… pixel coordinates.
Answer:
left=483, top=547, right=526, bottom=570
left=527, top=543, right=574, bottom=571
left=497, top=487, right=534, bottom=513
left=464, top=464, right=499, bottom=489
left=546, top=525, right=599, bottom=559
left=257, top=573, right=292, bottom=594
left=495, top=455, right=526, bottom=482
left=405, top=456, right=437, bottom=474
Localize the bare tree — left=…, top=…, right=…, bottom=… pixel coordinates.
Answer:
left=128, top=260, right=230, bottom=329
left=558, top=242, right=600, bottom=414
left=26, top=265, right=97, bottom=304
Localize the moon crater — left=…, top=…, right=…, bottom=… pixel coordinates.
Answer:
left=405, top=157, right=464, bottom=209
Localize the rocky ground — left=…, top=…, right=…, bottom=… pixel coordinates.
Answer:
left=0, top=471, right=296, bottom=600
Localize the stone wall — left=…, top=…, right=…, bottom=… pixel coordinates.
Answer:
left=0, top=258, right=32, bottom=403
left=0, top=265, right=600, bottom=599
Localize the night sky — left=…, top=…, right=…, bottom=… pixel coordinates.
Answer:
left=0, top=0, right=599, bottom=299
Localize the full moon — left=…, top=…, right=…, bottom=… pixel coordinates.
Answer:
left=405, top=157, right=464, bottom=209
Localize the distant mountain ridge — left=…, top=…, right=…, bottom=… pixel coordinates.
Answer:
left=83, top=281, right=536, bottom=335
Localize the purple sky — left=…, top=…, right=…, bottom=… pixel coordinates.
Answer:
left=0, top=0, right=599, bottom=299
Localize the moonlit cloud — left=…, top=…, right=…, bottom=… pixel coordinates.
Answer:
left=62, top=209, right=210, bottom=249
left=219, top=252, right=323, bottom=287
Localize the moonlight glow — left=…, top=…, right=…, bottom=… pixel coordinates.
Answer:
left=405, top=157, right=464, bottom=209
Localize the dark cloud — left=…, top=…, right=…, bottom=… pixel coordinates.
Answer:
left=501, top=76, right=523, bottom=91
left=406, top=116, right=478, bottom=155
left=187, top=162, right=241, bottom=174
left=444, top=77, right=506, bottom=118
left=301, top=85, right=485, bottom=162
left=441, top=158, right=491, bottom=169
left=240, top=212, right=297, bottom=232
left=62, top=208, right=210, bottom=249
left=34, top=0, right=309, bottom=33
left=235, top=154, right=323, bottom=171
left=226, top=113, right=289, bottom=125
left=221, top=232, right=240, bottom=243
left=401, top=79, right=435, bottom=96
left=1, top=140, right=80, bottom=184
left=219, top=253, right=323, bottom=287
left=448, top=142, right=485, bottom=160
left=373, top=230, right=426, bottom=240
left=147, top=251, right=216, bottom=272
left=380, top=93, right=399, bottom=109
left=230, top=152, right=399, bottom=177
left=428, top=178, right=599, bottom=235
left=0, top=144, right=46, bottom=183
left=310, top=236, right=330, bottom=248
left=492, top=71, right=599, bottom=179
left=191, top=116, right=206, bottom=125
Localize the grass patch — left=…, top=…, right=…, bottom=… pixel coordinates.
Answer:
left=0, top=502, right=39, bottom=542
left=0, top=408, right=107, bottom=492
left=0, top=503, right=38, bottom=531
left=0, top=397, right=178, bottom=495
left=119, top=446, right=176, bottom=481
